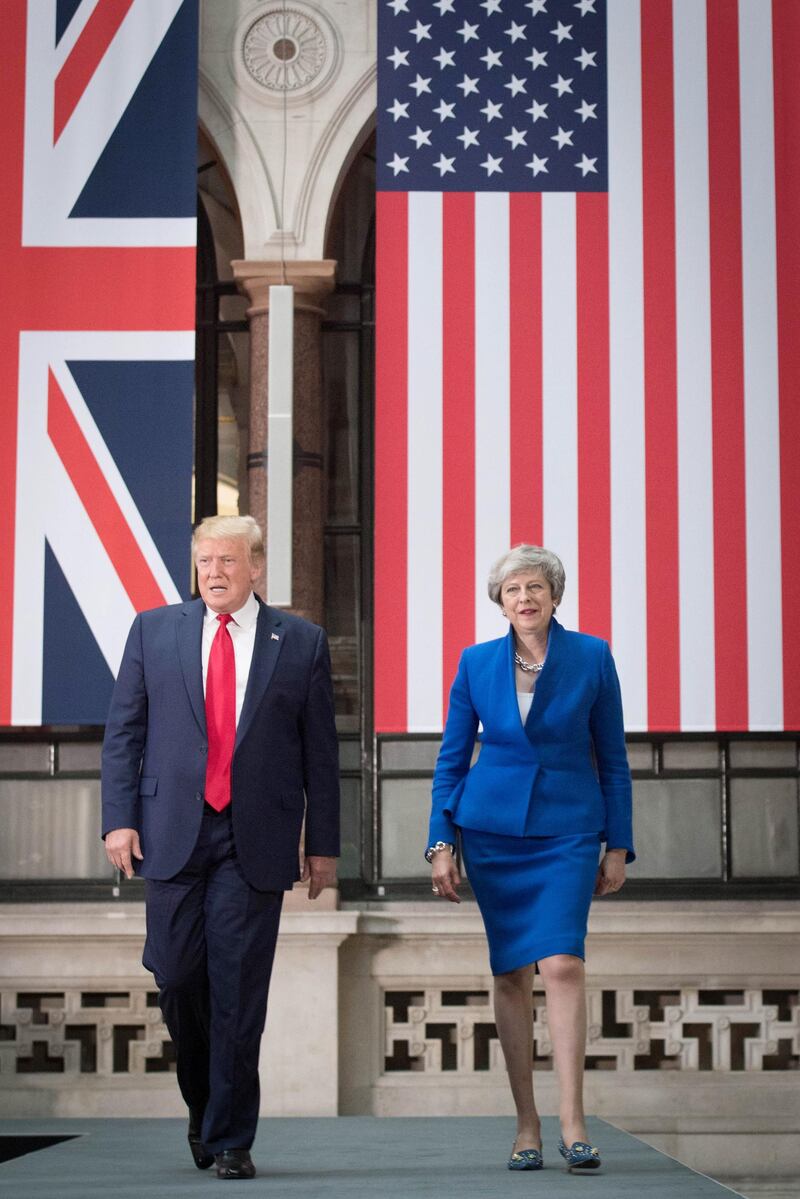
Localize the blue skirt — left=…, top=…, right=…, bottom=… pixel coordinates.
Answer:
left=460, top=828, right=601, bottom=976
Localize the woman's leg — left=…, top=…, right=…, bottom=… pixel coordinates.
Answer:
left=537, top=953, right=588, bottom=1146
left=493, top=962, right=540, bottom=1150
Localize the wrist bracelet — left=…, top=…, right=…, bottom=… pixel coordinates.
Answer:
left=425, top=840, right=455, bottom=864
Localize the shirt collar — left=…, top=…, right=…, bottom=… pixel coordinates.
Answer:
left=204, top=590, right=260, bottom=630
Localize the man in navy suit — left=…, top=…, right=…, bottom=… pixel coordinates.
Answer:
left=101, top=515, right=339, bottom=1180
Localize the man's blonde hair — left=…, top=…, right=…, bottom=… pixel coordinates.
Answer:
left=192, top=515, right=264, bottom=563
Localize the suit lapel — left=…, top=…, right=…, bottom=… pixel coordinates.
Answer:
left=177, top=599, right=206, bottom=736
left=504, top=627, right=535, bottom=748
left=524, top=616, right=565, bottom=734
left=235, top=600, right=285, bottom=749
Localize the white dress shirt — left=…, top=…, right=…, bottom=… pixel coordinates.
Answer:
left=201, top=591, right=260, bottom=727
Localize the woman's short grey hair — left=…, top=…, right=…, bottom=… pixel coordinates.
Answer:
left=487, top=545, right=566, bottom=606
left=192, top=515, right=264, bottom=564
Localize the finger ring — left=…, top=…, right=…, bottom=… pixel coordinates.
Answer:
left=431, top=886, right=439, bottom=894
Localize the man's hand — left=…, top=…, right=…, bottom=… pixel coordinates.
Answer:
left=105, top=828, right=143, bottom=880
left=302, top=855, right=337, bottom=900
left=594, top=848, right=626, bottom=896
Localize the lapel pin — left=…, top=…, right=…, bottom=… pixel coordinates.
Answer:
left=271, top=632, right=280, bottom=641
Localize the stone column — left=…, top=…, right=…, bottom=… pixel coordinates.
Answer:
left=232, top=260, right=336, bottom=624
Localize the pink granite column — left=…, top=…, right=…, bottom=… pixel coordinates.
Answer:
left=232, top=261, right=336, bottom=623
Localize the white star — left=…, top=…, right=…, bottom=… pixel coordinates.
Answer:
left=480, top=98, right=503, bottom=121
left=409, top=126, right=432, bottom=148
left=551, top=126, right=573, bottom=148
left=457, top=73, right=480, bottom=96
left=574, top=99, right=597, bottom=122
left=527, top=0, right=548, bottom=14
left=433, top=98, right=456, bottom=121
left=433, top=153, right=457, bottom=176
left=386, top=46, right=409, bottom=69
left=433, top=0, right=456, bottom=13
left=506, top=21, right=527, bottom=42
left=387, top=0, right=409, bottom=13
left=457, top=20, right=480, bottom=42
left=481, top=0, right=503, bottom=13
left=551, top=74, right=573, bottom=95
left=433, top=46, right=456, bottom=69
left=386, top=153, right=409, bottom=175
left=480, top=47, right=503, bottom=69
left=526, top=47, right=548, bottom=69
left=456, top=125, right=480, bottom=148
left=410, top=19, right=432, bottom=41
left=481, top=154, right=504, bottom=176
left=505, top=126, right=528, bottom=148
left=386, top=98, right=409, bottom=121
left=526, top=153, right=548, bottom=175
left=574, top=47, right=597, bottom=69
left=526, top=98, right=548, bottom=121
left=574, top=0, right=597, bottom=14
left=505, top=74, right=527, bottom=96
left=409, top=74, right=432, bottom=96
left=576, top=153, right=598, bottom=176
left=551, top=21, right=573, bottom=41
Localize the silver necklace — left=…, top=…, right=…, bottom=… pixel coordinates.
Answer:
left=514, top=651, right=545, bottom=674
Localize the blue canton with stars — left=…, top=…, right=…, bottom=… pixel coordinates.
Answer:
left=377, top=0, right=607, bottom=192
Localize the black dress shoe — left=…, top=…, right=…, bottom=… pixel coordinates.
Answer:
left=215, top=1149, right=256, bottom=1180
left=187, top=1110, right=213, bottom=1170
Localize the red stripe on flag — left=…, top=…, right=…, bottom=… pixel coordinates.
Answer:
left=47, top=371, right=167, bottom=612
left=0, top=329, right=19, bottom=726
left=773, top=0, right=800, bottom=728
left=442, top=193, right=475, bottom=722
left=54, top=0, right=135, bottom=143
left=18, top=247, right=196, bottom=330
left=374, top=192, right=409, bottom=732
left=707, top=0, right=749, bottom=730
left=509, top=193, right=542, bottom=548
left=0, top=1, right=26, bottom=723
left=641, top=1, right=680, bottom=729
left=576, top=193, right=611, bottom=643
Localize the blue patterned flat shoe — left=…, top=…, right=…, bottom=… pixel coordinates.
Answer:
left=507, top=1147, right=543, bottom=1171
left=557, top=1138, right=602, bottom=1171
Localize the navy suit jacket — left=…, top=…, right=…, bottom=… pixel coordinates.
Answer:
left=429, top=619, right=634, bottom=860
left=101, top=597, right=340, bottom=891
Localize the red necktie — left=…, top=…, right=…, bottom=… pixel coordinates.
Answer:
left=204, top=613, right=236, bottom=812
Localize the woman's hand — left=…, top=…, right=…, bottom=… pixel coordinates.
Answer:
left=431, top=848, right=461, bottom=903
left=594, top=848, right=626, bottom=896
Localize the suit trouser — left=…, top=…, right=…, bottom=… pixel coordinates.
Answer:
left=142, top=803, right=283, bottom=1153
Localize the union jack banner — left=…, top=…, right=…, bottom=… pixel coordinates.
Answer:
left=374, top=0, right=800, bottom=734
left=2, top=0, right=198, bottom=726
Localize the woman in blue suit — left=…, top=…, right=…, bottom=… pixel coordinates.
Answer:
left=427, top=545, right=634, bottom=1173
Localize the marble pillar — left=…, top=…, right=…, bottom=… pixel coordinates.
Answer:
left=232, top=260, right=336, bottom=624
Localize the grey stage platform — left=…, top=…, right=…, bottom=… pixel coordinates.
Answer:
left=0, top=1117, right=743, bottom=1198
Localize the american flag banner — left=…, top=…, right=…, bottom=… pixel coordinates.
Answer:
left=2, top=0, right=198, bottom=726
left=374, top=0, right=799, bottom=734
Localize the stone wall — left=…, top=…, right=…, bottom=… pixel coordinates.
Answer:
left=1, top=899, right=798, bottom=1184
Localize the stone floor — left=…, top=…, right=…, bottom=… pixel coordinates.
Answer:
left=0, top=1116, right=749, bottom=1198
left=716, top=1183, right=799, bottom=1199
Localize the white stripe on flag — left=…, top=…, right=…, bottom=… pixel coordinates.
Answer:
left=407, top=192, right=443, bottom=731
left=673, top=1, right=716, bottom=730
left=474, top=192, right=511, bottom=646
left=541, top=192, right=578, bottom=634
left=738, top=0, right=784, bottom=730
left=608, top=0, right=648, bottom=729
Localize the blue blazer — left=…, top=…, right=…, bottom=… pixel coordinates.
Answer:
left=429, top=619, right=634, bottom=860
left=101, top=597, right=340, bottom=891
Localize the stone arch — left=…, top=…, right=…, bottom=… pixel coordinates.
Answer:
left=198, top=70, right=277, bottom=259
